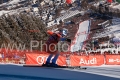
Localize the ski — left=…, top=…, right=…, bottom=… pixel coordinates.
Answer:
left=23, top=65, right=87, bottom=70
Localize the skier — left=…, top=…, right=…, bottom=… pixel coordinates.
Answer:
left=43, top=28, right=71, bottom=67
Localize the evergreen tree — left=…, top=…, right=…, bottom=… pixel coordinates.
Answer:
left=0, top=13, right=48, bottom=50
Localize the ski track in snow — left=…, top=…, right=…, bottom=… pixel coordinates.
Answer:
left=0, top=64, right=120, bottom=80
left=63, top=66, right=120, bottom=79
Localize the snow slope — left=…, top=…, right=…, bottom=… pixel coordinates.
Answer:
left=9, top=0, right=21, bottom=4
left=0, top=0, right=25, bottom=6
left=0, top=0, right=27, bottom=16
left=70, top=20, right=91, bottom=52
left=94, top=24, right=120, bottom=38
left=78, top=65, right=120, bottom=79
left=0, top=10, right=10, bottom=16
left=0, top=64, right=120, bottom=80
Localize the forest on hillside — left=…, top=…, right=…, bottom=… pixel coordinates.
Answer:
left=0, top=13, right=48, bottom=50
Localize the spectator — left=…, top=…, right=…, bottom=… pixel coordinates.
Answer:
left=1, top=52, right=4, bottom=59
left=14, top=53, right=20, bottom=59
left=0, top=53, right=2, bottom=58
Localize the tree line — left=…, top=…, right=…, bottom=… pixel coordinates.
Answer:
left=0, top=13, right=48, bottom=50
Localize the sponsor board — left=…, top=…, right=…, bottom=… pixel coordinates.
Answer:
left=105, top=55, right=120, bottom=65
left=25, top=52, right=120, bottom=66
left=70, top=55, right=104, bottom=66
left=25, top=52, right=66, bottom=66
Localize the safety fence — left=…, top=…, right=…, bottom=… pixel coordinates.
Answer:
left=0, top=58, right=24, bottom=64
left=0, top=48, right=120, bottom=66
left=0, top=48, right=36, bottom=64
left=25, top=52, right=120, bottom=66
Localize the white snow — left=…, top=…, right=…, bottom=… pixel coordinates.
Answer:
left=0, top=0, right=27, bottom=16
left=77, top=65, right=120, bottom=79
left=0, top=10, right=10, bottom=16
left=112, top=4, right=120, bottom=10
left=57, top=10, right=81, bottom=22
left=9, top=0, right=20, bottom=4
left=0, top=0, right=21, bottom=6
left=70, top=20, right=91, bottom=52
left=109, top=3, right=120, bottom=10
left=93, top=24, right=120, bottom=39
left=0, top=64, right=120, bottom=80
left=9, top=0, right=26, bottom=5
left=112, top=18, right=120, bottom=25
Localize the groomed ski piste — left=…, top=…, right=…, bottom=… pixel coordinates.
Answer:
left=0, top=64, right=120, bottom=80
left=70, top=20, right=91, bottom=52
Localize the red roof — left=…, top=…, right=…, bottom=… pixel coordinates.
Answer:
left=66, top=0, right=72, bottom=4
left=107, top=0, right=112, bottom=3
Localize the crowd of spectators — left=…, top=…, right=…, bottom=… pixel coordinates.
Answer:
left=60, top=50, right=120, bottom=57
left=0, top=51, right=25, bottom=64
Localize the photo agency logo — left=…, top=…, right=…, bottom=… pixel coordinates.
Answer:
left=0, top=43, right=26, bottom=53
left=84, top=41, right=120, bottom=53
left=0, top=40, right=120, bottom=53
left=30, top=40, right=70, bottom=52
left=0, top=40, right=71, bottom=53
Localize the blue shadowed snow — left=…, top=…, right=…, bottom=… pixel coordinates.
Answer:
left=0, top=64, right=120, bottom=80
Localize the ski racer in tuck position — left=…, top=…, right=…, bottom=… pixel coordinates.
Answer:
left=43, top=28, right=71, bottom=67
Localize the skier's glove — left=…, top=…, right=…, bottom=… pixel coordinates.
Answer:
left=66, top=38, right=71, bottom=43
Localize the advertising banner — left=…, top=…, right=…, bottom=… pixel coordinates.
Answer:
left=105, top=55, right=120, bottom=65
left=25, top=52, right=66, bottom=66
left=70, top=55, right=104, bottom=66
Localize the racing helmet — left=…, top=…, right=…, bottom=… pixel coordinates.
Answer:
left=59, top=28, right=68, bottom=37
